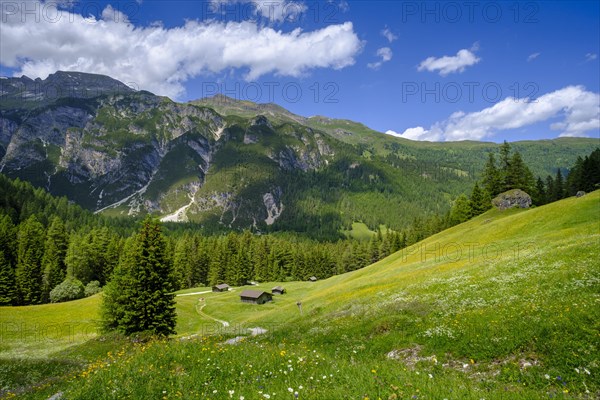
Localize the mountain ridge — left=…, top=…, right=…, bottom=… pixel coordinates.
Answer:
left=1, top=72, right=598, bottom=237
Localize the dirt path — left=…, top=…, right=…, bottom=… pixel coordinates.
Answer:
left=195, top=301, right=230, bottom=327
left=176, top=290, right=212, bottom=297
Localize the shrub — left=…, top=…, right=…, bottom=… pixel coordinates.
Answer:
left=84, top=280, right=102, bottom=297
left=49, top=277, right=85, bottom=303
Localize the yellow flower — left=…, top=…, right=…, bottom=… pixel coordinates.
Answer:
left=371, top=369, right=377, bottom=374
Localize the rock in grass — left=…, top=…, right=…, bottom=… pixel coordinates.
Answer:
left=492, top=189, right=532, bottom=210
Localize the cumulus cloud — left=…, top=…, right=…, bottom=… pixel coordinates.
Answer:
left=381, top=26, right=397, bottom=43
left=527, top=52, right=540, bottom=62
left=367, top=47, right=392, bottom=70
left=391, top=86, right=600, bottom=141
left=418, top=46, right=480, bottom=76
left=0, top=3, right=362, bottom=99
left=585, top=52, right=598, bottom=62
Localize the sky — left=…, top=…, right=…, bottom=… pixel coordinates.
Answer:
left=1, top=0, right=599, bottom=142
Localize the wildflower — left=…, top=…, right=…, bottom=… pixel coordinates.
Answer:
left=544, top=374, right=550, bottom=379
left=229, top=390, right=235, bottom=397
left=371, top=369, right=377, bottom=374
left=288, top=388, right=294, bottom=393
left=428, top=374, right=433, bottom=379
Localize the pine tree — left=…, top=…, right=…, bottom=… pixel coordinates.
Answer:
left=533, top=177, right=547, bottom=205
left=102, top=217, right=176, bottom=336
left=41, top=217, right=68, bottom=302
left=553, top=169, right=565, bottom=201
left=0, top=214, right=17, bottom=267
left=449, top=194, right=471, bottom=226
left=15, top=215, right=45, bottom=304
left=506, top=151, right=534, bottom=192
left=468, top=182, right=491, bottom=217
left=482, top=152, right=501, bottom=196
left=545, top=175, right=555, bottom=202
left=0, top=250, right=17, bottom=305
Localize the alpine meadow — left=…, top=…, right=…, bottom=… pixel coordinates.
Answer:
left=1, top=1, right=599, bottom=399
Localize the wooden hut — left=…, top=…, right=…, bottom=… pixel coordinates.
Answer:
left=240, top=290, right=273, bottom=304
left=272, top=286, right=286, bottom=295
left=212, top=283, right=230, bottom=292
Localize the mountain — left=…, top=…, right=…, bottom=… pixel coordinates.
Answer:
left=1, top=72, right=598, bottom=237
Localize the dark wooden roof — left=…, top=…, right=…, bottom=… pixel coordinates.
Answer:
left=214, top=284, right=230, bottom=289
left=240, top=290, right=271, bottom=299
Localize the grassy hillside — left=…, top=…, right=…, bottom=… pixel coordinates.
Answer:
left=1, top=192, right=598, bottom=399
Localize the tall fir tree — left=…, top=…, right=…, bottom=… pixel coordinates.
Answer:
left=41, top=217, right=68, bottom=302
left=102, top=217, right=176, bottom=336
left=553, top=169, right=565, bottom=201
left=534, top=176, right=547, bottom=205
left=0, top=250, right=17, bottom=305
left=468, top=182, right=491, bottom=217
left=449, top=194, right=472, bottom=225
left=15, top=215, right=45, bottom=304
left=506, top=151, right=535, bottom=192
left=482, top=152, right=501, bottom=196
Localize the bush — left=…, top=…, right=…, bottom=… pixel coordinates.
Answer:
left=49, top=277, right=85, bottom=303
left=84, top=280, right=103, bottom=297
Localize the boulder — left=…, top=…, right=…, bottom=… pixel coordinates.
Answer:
left=492, top=189, right=532, bottom=210
left=576, top=191, right=586, bottom=198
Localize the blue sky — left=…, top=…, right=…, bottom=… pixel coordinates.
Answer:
left=1, top=0, right=599, bottom=142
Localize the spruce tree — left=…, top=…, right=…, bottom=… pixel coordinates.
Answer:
left=553, top=169, right=565, bottom=200
left=482, top=152, right=501, bottom=196
left=0, top=250, right=17, bottom=305
left=534, top=177, right=547, bottom=205
left=506, top=151, right=535, bottom=192
left=41, top=217, right=68, bottom=302
left=469, top=182, right=491, bottom=217
left=15, top=215, right=45, bottom=304
left=102, top=217, right=176, bottom=336
left=449, top=194, right=472, bottom=225
left=545, top=175, right=555, bottom=202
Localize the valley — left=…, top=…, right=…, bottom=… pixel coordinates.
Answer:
left=1, top=192, right=598, bottom=398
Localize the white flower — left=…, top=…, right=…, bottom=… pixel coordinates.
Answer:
left=584, top=368, right=591, bottom=375
left=428, top=373, right=433, bottom=379
left=298, top=386, right=303, bottom=390
left=288, top=388, right=294, bottom=393
left=213, top=390, right=218, bottom=393
left=544, top=374, right=550, bottom=379
left=240, top=397, right=245, bottom=400
left=263, top=395, right=270, bottom=399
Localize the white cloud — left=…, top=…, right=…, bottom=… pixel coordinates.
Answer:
left=367, top=47, right=392, bottom=70
left=393, top=86, right=600, bottom=141
left=527, top=52, right=540, bottom=62
left=0, top=4, right=362, bottom=99
left=585, top=52, right=598, bottom=62
left=417, top=47, right=480, bottom=76
left=210, top=0, right=307, bottom=23
left=381, top=26, right=397, bottom=43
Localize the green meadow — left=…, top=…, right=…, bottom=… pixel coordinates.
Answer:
left=1, top=192, right=599, bottom=399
